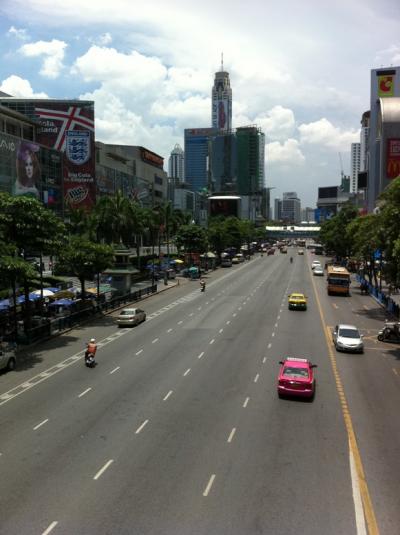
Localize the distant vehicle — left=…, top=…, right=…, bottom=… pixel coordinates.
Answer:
left=313, top=265, right=324, bottom=276
left=281, top=247, right=288, bottom=254
left=298, top=249, right=304, bottom=255
left=311, top=260, right=322, bottom=269
left=0, top=347, right=16, bottom=372
left=267, top=248, right=275, bottom=255
left=232, top=253, right=244, bottom=264
left=296, top=240, right=306, bottom=247
left=327, top=266, right=351, bottom=296
left=288, top=292, right=307, bottom=310
left=221, top=257, right=232, bottom=267
left=377, top=321, right=400, bottom=343
left=313, top=244, right=324, bottom=255
left=333, top=324, right=364, bottom=353
left=277, top=357, right=317, bottom=399
left=116, top=308, right=146, bottom=327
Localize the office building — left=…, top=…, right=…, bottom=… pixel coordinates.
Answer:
left=301, top=207, right=316, bottom=223
left=211, top=57, right=232, bottom=131
left=281, top=191, right=301, bottom=223
left=208, top=131, right=237, bottom=193
left=367, top=66, right=400, bottom=212
left=360, top=111, right=370, bottom=172
left=236, top=126, right=265, bottom=195
left=274, top=198, right=282, bottom=221
left=350, top=143, right=361, bottom=193
left=168, top=143, right=184, bottom=183
left=184, top=127, right=217, bottom=192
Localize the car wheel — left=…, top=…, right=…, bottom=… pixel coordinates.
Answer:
left=377, top=334, right=384, bottom=342
left=7, top=358, right=16, bottom=371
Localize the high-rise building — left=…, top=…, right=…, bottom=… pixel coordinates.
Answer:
left=168, top=143, right=184, bottom=182
left=236, top=126, right=265, bottom=195
left=184, top=128, right=217, bottom=192
left=274, top=198, right=282, bottom=221
left=360, top=111, right=370, bottom=172
left=208, top=131, right=237, bottom=193
left=350, top=143, right=361, bottom=193
left=301, top=207, right=316, bottom=222
left=367, top=66, right=400, bottom=212
left=211, top=56, right=232, bottom=132
left=282, top=192, right=301, bottom=223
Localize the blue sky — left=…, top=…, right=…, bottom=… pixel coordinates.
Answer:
left=1, top=0, right=400, bottom=206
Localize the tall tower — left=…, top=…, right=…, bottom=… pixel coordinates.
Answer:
left=168, top=143, right=184, bottom=182
left=350, top=143, right=361, bottom=193
left=212, top=54, right=232, bottom=131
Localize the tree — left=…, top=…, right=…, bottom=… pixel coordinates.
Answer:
left=347, top=214, right=382, bottom=286
left=58, top=238, right=114, bottom=298
left=319, top=204, right=358, bottom=259
left=175, top=224, right=208, bottom=255
left=95, top=191, right=131, bottom=245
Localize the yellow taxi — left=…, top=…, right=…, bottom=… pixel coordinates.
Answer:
left=288, top=292, right=307, bottom=311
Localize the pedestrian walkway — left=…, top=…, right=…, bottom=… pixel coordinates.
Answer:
left=356, top=273, right=400, bottom=319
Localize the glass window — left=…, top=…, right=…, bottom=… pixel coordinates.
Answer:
left=339, top=329, right=360, bottom=338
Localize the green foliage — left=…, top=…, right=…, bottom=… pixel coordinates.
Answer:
left=175, top=224, right=208, bottom=253
left=319, top=204, right=358, bottom=259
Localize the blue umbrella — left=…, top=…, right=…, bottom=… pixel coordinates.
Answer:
left=45, top=287, right=61, bottom=293
left=0, top=299, right=10, bottom=309
left=28, top=293, right=42, bottom=301
left=49, top=298, right=74, bottom=307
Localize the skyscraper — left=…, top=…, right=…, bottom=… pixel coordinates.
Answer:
left=168, top=143, right=184, bottom=182
left=350, top=143, right=361, bottom=193
left=184, top=128, right=217, bottom=192
left=211, top=55, right=232, bottom=131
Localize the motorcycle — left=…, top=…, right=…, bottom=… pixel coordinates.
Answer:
left=290, top=257, right=293, bottom=263
left=200, top=283, right=206, bottom=293
left=85, top=353, right=96, bottom=367
left=377, top=321, right=400, bottom=342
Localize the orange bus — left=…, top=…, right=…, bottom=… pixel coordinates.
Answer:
left=327, top=266, right=351, bottom=296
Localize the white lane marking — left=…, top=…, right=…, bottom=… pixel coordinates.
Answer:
left=42, top=521, right=58, bottom=535
left=93, top=459, right=114, bottom=480
left=203, top=474, right=216, bottom=496
left=183, top=368, right=191, bottom=376
left=226, top=320, right=231, bottom=325
left=272, top=332, right=275, bottom=337
left=219, top=328, right=223, bottom=333
left=233, top=313, right=237, bottom=317
left=33, top=419, right=49, bottom=431
left=135, top=349, right=143, bottom=356
left=333, top=303, right=339, bottom=309
left=275, top=323, right=278, bottom=328
left=238, top=306, right=242, bottom=311
left=262, top=357, right=267, bottom=364
left=363, top=305, right=369, bottom=310
left=227, top=428, right=236, bottom=443
left=209, top=339, right=215, bottom=345
left=135, top=419, right=149, bottom=434
left=163, top=390, right=173, bottom=401
left=167, top=328, right=173, bottom=333
left=110, top=366, right=120, bottom=375
left=198, top=307, right=202, bottom=310
left=178, top=320, right=183, bottom=325
left=349, top=440, right=367, bottom=535
left=268, top=343, right=272, bottom=349
left=254, top=374, right=259, bottom=383
left=243, top=397, right=250, bottom=408
left=189, top=313, right=194, bottom=317
left=205, top=301, right=209, bottom=305
left=277, top=315, right=281, bottom=320
left=152, top=338, right=159, bottom=344
left=78, top=387, right=92, bottom=398
left=242, top=301, right=246, bottom=305
left=198, top=352, right=204, bottom=359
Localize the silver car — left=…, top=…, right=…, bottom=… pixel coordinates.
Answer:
left=0, top=347, right=17, bottom=372
left=333, top=324, right=364, bottom=353
left=116, top=308, right=146, bottom=327
left=313, top=265, right=324, bottom=276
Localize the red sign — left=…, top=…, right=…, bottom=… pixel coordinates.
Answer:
left=386, top=139, right=400, bottom=179
left=34, top=100, right=96, bottom=209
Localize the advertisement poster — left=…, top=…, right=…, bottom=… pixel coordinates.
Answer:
left=378, top=75, right=394, bottom=97
left=14, top=140, right=41, bottom=198
left=386, top=138, right=400, bottom=179
left=34, top=101, right=95, bottom=209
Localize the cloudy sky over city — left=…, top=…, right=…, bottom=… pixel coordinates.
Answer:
left=1, top=0, right=400, bottom=206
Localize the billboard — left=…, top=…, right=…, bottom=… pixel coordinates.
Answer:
left=378, top=74, right=395, bottom=97
left=386, top=138, right=400, bottom=179
left=34, top=101, right=95, bottom=210
left=209, top=196, right=240, bottom=218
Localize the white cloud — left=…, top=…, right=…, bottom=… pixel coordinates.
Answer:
left=7, top=26, right=29, bottom=40
left=374, top=44, right=400, bottom=66
left=266, top=139, right=305, bottom=165
left=19, top=39, right=67, bottom=78
left=0, top=75, right=48, bottom=98
left=298, top=118, right=360, bottom=151
left=90, top=32, right=113, bottom=46
left=254, top=106, right=296, bottom=142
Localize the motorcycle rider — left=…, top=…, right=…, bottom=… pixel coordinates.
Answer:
left=200, top=278, right=206, bottom=292
left=85, top=338, right=97, bottom=363
left=290, top=256, right=293, bottom=263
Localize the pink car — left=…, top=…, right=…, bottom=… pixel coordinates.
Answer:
left=277, top=357, right=317, bottom=399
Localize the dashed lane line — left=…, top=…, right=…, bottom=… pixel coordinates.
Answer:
left=203, top=474, right=216, bottom=497
left=93, top=459, right=114, bottom=480
left=33, top=419, right=49, bottom=431
left=42, top=521, right=58, bottom=535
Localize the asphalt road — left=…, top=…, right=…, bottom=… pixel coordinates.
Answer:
left=0, top=251, right=399, bottom=535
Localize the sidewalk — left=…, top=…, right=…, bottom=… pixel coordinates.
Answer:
left=356, top=274, right=400, bottom=319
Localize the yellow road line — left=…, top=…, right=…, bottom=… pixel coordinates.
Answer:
left=310, top=272, right=380, bottom=535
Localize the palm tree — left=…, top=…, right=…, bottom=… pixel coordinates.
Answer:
left=95, top=190, right=131, bottom=245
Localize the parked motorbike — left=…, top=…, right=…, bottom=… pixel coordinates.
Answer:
left=377, top=321, right=400, bottom=342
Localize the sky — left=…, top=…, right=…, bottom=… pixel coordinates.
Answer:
left=1, top=0, right=400, bottom=208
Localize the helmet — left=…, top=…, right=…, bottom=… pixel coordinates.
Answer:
left=90, top=338, right=96, bottom=343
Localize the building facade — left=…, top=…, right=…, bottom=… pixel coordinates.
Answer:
left=208, top=131, right=237, bottom=193
left=184, top=128, right=217, bottom=193
left=236, top=126, right=265, bottom=195
left=274, top=198, right=282, bottom=221
left=281, top=191, right=301, bottom=223
left=367, top=67, right=400, bottom=212
left=168, top=143, right=184, bottom=182
left=360, top=111, right=370, bottom=172
left=350, top=143, right=361, bottom=193
left=0, top=104, right=64, bottom=215
left=0, top=96, right=96, bottom=211
left=211, top=60, right=232, bottom=132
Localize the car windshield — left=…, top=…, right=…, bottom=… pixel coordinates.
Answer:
left=283, top=367, right=309, bottom=378
left=339, top=328, right=360, bottom=338
left=120, top=310, right=136, bottom=316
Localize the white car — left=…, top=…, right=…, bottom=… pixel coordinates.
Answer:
left=333, top=324, right=364, bottom=353
left=116, top=307, right=146, bottom=327
left=313, top=265, right=324, bottom=276
left=311, top=260, right=322, bottom=270
left=0, top=347, right=17, bottom=372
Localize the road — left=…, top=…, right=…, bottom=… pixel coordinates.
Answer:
left=0, top=251, right=399, bottom=535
